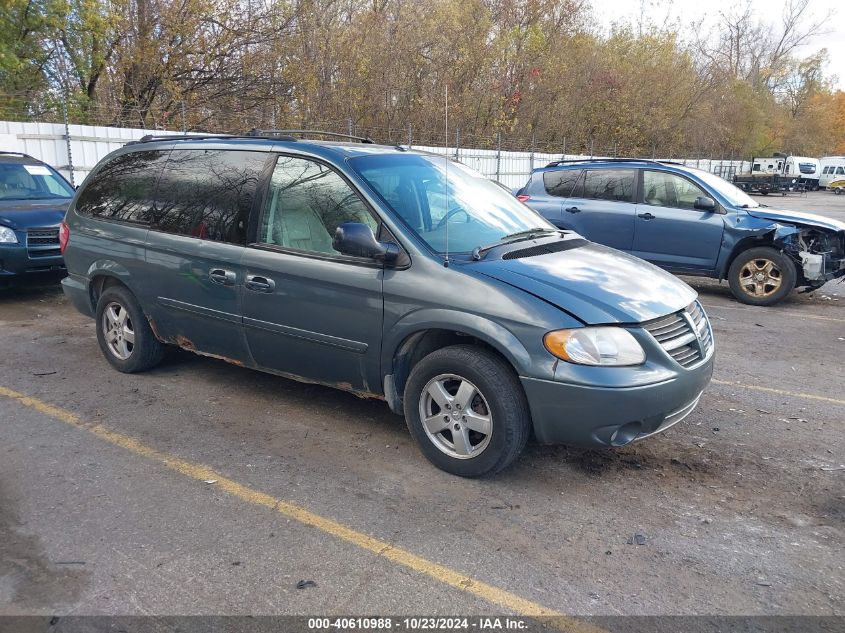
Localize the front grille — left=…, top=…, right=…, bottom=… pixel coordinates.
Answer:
left=26, top=228, right=61, bottom=258
left=27, top=228, right=60, bottom=246
left=643, top=301, right=713, bottom=368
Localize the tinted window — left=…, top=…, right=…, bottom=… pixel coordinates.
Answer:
left=582, top=169, right=634, bottom=202
left=837, top=167, right=845, bottom=175
left=642, top=171, right=706, bottom=210
left=259, top=156, right=378, bottom=256
left=543, top=169, right=582, bottom=197
left=76, top=150, right=169, bottom=223
left=153, top=149, right=268, bottom=244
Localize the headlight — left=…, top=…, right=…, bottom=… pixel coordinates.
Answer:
left=544, top=327, right=645, bottom=366
left=0, top=226, right=17, bottom=244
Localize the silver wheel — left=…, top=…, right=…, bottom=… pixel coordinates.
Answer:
left=101, top=301, right=135, bottom=360
left=418, top=373, right=493, bottom=459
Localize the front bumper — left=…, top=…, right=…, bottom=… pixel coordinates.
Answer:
left=0, top=242, right=65, bottom=277
left=521, top=352, right=714, bottom=447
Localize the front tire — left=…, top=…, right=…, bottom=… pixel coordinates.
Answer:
left=404, top=345, right=530, bottom=477
left=728, top=246, right=797, bottom=306
left=95, top=285, right=165, bottom=373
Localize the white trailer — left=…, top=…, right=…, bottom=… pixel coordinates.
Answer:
left=819, top=157, right=845, bottom=189
left=783, top=156, right=821, bottom=189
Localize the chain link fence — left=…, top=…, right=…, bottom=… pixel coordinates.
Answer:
left=0, top=94, right=751, bottom=188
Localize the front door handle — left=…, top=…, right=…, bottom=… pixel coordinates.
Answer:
left=637, top=212, right=656, bottom=220
left=209, top=268, right=236, bottom=286
left=245, top=274, right=275, bottom=293
left=565, top=206, right=581, bottom=213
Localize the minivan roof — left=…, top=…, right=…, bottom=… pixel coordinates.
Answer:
left=119, top=136, right=420, bottom=162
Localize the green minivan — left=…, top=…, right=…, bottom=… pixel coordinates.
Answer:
left=61, top=133, right=714, bottom=477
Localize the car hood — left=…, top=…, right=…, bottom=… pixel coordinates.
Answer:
left=0, top=199, right=70, bottom=230
left=473, top=241, right=697, bottom=324
left=745, top=207, right=845, bottom=233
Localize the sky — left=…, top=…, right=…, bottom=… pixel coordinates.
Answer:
left=591, top=0, right=844, bottom=90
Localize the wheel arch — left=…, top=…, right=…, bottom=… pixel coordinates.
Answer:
left=382, top=311, right=532, bottom=416
left=85, top=260, right=135, bottom=313
left=718, top=222, right=802, bottom=280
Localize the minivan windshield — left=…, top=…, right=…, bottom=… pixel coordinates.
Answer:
left=349, top=153, right=555, bottom=254
left=0, top=162, right=74, bottom=200
left=692, top=169, right=761, bottom=208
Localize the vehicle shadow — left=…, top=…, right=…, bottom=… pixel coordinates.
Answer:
left=679, top=275, right=842, bottom=306
left=149, top=351, right=721, bottom=485
left=0, top=275, right=65, bottom=304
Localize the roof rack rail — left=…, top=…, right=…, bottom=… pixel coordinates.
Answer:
left=128, top=134, right=239, bottom=145
left=545, top=158, right=678, bottom=168
left=248, top=129, right=374, bottom=144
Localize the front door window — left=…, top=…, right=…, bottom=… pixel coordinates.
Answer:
left=259, top=156, right=378, bottom=256
left=642, top=171, right=706, bottom=210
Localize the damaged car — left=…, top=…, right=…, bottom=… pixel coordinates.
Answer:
left=516, top=159, right=845, bottom=305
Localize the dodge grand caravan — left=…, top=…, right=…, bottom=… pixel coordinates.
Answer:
left=61, top=133, right=714, bottom=476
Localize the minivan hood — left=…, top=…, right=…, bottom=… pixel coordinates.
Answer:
left=474, top=242, right=696, bottom=324
left=745, top=207, right=845, bottom=233
left=0, top=199, right=70, bottom=230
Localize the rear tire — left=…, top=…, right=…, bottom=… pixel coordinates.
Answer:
left=95, top=285, right=165, bottom=373
left=728, top=246, right=796, bottom=306
left=404, top=345, right=530, bottom=477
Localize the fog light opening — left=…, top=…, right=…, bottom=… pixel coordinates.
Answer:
left=610, top=421, right=642, bottom=447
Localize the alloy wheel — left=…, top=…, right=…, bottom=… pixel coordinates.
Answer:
left=418, top=374, right=493, bottom=459
left=738, top=258, right=783, bottom=298
left=101, top=301, right=135, bottom=360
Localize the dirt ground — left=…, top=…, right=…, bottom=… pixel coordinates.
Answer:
left=0, top=191, right=842, bottom=622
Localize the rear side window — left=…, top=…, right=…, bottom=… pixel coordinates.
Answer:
left=75, top=150, right=169, bottom=223
left=543, top=169, right=582, bottom=197
left=837, top=167, right=845, bottom=175
left=153, top=149, right=269, bottom=244
left=582, top=169, right=635, bottom=202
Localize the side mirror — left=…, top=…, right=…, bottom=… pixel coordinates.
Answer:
left=333, top=222, right=399, bottom=264
left=694, top=196, right=717, bottom=212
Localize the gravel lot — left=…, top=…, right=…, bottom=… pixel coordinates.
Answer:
left=0, top=191, right=842, bottom=621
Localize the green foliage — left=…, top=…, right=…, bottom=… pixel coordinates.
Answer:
left=0, top=0, right=839, bottom=156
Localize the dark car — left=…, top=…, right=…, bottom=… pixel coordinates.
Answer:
left=516, top=159, right=845, bottom=305
left=61, top=134, right=713, bottom=477
left=0, top=151, right=75, bottom=284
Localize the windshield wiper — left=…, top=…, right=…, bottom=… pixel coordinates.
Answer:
left=471, top=227, right=559, bottom=260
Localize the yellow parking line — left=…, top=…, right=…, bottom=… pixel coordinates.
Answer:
left=700, top=303, right=845, bottom=323
left=711, top=379, right=845, bottom=406
left=0, top=384, right=604, bottom=631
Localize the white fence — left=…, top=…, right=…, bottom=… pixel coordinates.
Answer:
left=415, top=145, right=752, bottom=190
left=0, top=121, right=188, bottom=186
left=0, top=120, right=751, bottom=190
